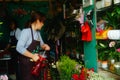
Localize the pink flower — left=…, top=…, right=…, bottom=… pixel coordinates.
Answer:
left=0, top=75, right=8, bottom=80
left=116, top=48, right=120, bottom=52
left=109, top=41, right=116, bottom=47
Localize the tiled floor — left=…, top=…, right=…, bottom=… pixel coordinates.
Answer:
left=98, top=68, right=120, bottom=80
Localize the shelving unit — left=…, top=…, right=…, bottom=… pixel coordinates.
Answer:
left=96, top=0, right=120, bottom=75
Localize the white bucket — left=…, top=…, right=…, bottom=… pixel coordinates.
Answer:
left=107, top=30, right=120, bottom=40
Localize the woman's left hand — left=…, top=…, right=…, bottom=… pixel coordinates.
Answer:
left=42, top=44, right=50, bottom=51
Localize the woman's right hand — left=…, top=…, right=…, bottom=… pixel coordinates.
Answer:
left=31, top=54, right=39, bottom=62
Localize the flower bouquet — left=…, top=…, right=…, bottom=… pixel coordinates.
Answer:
left=72, top=68, right=115, bottom=80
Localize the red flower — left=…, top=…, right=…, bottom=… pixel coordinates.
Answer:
left=79, top=73, right=85, bottom=80
left=72, top=74, right=79, bottom=80
left=89, top=68, right=94, bottom=72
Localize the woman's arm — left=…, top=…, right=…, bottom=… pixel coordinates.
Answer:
left=38, top=32, right=50, bottom=51
left=41, top=44, right=50, bottom=51
left=16, top=29, right=39, bottom=61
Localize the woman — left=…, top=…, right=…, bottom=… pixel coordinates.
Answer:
left=5, top=20, right=21, bottom=50
left=4, top=20, right=21, bottom=80
left=16, top=11, right=50, bottom=80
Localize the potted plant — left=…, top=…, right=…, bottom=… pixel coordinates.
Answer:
left=96, top=42, right=109, bottom=61
left=96, top=41, right=110, bottom=68
left=108, top=41, right=120, bottom=62
left=103, top=5, right=120, bottom=29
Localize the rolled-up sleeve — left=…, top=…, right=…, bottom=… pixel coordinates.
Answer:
left=16, top=29, right=29, bottom=54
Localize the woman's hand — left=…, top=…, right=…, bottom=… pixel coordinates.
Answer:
left=42, top=44, right=50, bottom=51
left=31, top=54, right=39, bottom=62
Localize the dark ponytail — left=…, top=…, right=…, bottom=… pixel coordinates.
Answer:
left=30, top=11, right=46, bottom=23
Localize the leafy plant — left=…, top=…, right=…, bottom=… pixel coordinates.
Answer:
left=103, top=5, right=120, bottom=29
left=57, top=55, right=81, bottom=80
left=96, top=40, right=120, bottom=61
left=96, top=42, right=110, bottom=61
left=109, top=41, right=120, bottom=61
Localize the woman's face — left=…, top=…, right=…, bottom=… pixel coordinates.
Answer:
left=36, top=20, right=44, bottom=30
left=10, top=23, right=16, bottom=30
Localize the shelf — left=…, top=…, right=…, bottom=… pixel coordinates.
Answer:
left=101, top=67, right=120, bottom=76
left=96, top=6, right=112, bottom=12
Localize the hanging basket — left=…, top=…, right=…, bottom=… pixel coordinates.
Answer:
left=107, top=30, right=120, bottom=40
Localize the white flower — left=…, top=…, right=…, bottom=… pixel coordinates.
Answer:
left=87, top=71, right=115, bottom=80
left=109, top=41, right=116, bottom=47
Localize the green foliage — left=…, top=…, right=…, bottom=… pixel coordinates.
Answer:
left=96, top=41, right=110, bottom=61
left=103, top=5, right=120, bottom=29
left=57, top=55, right=80, bottom=80
left=96, top=40, right=120, bottom=61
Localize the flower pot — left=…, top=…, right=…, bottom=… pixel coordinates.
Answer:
left=101, top=61, right=108, bottom=69
left=110, top=59, right=115, bottom=64
left=114, top=62, right=120, bottom=69
left=104, top=0, right=112, bottom=7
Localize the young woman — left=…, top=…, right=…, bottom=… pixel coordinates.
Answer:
left=16, top=11, right=50, bottom=80
left=4, top=20, right=21, bottom=80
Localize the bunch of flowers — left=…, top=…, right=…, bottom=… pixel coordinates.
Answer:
left=108, top=41, right=120, bottom=61
left=96, top=40, right=120, bottom=61
left=87, top=70, right=115, bottom=80
left=72, top=68, right=94, bottom=80
left=72, top=68, right=115, bottom=80
left=0, top=74, right=8, bottom=80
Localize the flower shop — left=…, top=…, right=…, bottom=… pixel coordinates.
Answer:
left=0, top=0, right=120, bottom=80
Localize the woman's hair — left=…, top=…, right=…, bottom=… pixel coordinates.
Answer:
left=24, top=20, right=31, bottom=28
left=9, top=19, right=18, bottom=29
left=30, top=11, right=46, bottom=23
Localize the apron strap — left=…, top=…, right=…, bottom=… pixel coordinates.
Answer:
left=30, top=27, right=34, bottom=40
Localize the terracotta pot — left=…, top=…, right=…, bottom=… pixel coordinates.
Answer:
left=101, top=61, right=108, bottom=69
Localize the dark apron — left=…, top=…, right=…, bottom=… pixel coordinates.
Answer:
left=19, top=28, right=41, bottom=80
